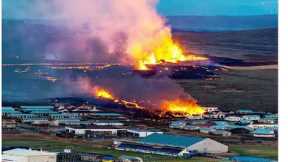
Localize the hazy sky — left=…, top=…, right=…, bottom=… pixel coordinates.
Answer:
left=3, top=0, right=278, bottom=19
left=158, top=0, right=277, bottom=16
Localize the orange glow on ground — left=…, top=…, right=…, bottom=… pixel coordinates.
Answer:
left=128, top=28, right=208, bottom=70
left=160, top=98, right=205, bottom=116
left=93, top=87, right=114, bottom=100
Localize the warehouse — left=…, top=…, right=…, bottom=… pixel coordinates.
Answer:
left=253, top=128, right=275, bottom=138
left=2, top=148, right=57, bottom=162
left=2, top=107, right=21, bottom=116
left=114, top=133, right=228, bottom=156
left=126, top=128, right=163, bottom=137
left=65, top=126, right=126, bottom=137
left=21, top=106, right=58, bottom=117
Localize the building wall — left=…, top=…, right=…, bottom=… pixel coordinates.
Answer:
left=127, top=130, right=163, bottom=137
left=2, top=155, right=56, bottom=162
left=27, top=155, right=57, bottom=162
left=2, top=155, right=28, bottom=162
left=187, top=138, right=228, bottom=154
left=66, top=127, right=121, bottom=135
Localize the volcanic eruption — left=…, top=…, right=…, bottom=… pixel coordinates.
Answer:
left=128, top=27, right=208, bottom=70
left=160, top=98, right=205, bottom=117
left=42, top=0, right=208, bottom=70
left=93, top=86, right=115, bottom=100
left=32, top=0, right=207, bottom=117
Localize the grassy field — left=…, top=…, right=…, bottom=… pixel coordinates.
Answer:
left=3, top=132, right=278, bottom=161
left=178, top=69, right=277, bottom=112
left=229, top=144, right=278, bottom=160
left=3, top=135, right=278, bottom=161
left=2, top=138, right=222, bottom=162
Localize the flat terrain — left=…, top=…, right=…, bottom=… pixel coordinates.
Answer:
left=2, top=133, right=277, bottom=161
left=2, top=133, right=221, bottom=162
left=174, top=28, right=277, bottom=62
left=229, top=144, right=278, bottom=160
left=178, top=68, right=278, bottom=112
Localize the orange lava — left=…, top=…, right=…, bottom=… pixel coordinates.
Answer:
left=160, top=98, right=205, bottom=116
left=93, top=87, right=114, bottom=100
left=128, top=28, right=208, bottom=70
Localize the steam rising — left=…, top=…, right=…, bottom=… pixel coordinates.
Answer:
left=35, top=0, right=169, bottom=65
left=71, top=73, right=191, bottom=109
left=5, top=0, right=201, bottom=110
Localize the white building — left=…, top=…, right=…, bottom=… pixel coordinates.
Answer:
left=241, top=115, right=261, bottom=121
left=115, top=134, right=228, bottom=156
left=93, top=121, right=124, bottom=126
left=2, top=149, right=57, bottom=162
left=203, top=107, right=219, bottom=113
left=169, top=120, right=186, bottom=129
left=127, top=129, right=163, bottom=137
left=65, top=126, right=126, bottom=135
left=253, top=128, right=275, bottom=138
left=248, top=124, right=278, bottom=130
left=224, top=116, right=241, bottom=122
left=203, top=112, right=225, bottom=119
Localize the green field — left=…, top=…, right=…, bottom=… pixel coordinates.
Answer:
left=229, top=144, right=278, bottom=160
left=178, top=69, right=277, bottom=112
left=3, top=137, right=278, bottom=161
left=3, top=138, right=222, bottom=162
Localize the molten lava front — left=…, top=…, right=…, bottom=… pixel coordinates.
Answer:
left=128, top=29, right=208, bottom=70
left=92, top=86, right=144, bottom=109
left=93, top=87, right=114, bottom=100
left=161, top=99, right=205, bottom=116
left=91, top=86, right=204, bottom=118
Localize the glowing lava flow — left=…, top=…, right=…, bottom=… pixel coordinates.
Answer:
left=92, top=86, right=144, bottom=109
left=93, top=87, right=114, bottom=100
left=92, top=86, right=204, bottom=117
left=160, top=99, right=205, bottom=116
left=128, top=28, right=208, bottom=70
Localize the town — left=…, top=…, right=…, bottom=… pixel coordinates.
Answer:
left=2, top=102, right=278, bottom=162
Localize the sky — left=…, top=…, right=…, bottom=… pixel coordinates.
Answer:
left=157, top=0, right=278, bottom=16
left=3, top=0, right=278, bottom=19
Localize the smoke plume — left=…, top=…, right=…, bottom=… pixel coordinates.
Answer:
left=29, top=0, right=171, bottom=65
left=4, top=0, right=201, bottom=110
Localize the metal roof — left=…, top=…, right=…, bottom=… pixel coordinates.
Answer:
left=94, top=112, right=121, bottom=116
left=139, top=133, right=204, bottom=148
left=253, top=128, right=274, bottom=135
left=21, top=106, right=54, bottom=110
left=2, top=107, right=20, bottom=114
left=26, top=110, right=58, bottom=114
left=237, top=109, right=253, bottom=113
left=3, top=149, right=56, bottom=156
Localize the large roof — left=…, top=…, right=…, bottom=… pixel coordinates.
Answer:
left=21, top=106, right=54, bottom=109
left=253, top=128, right=274, bottom=135
left=2, top=107, right=20, bottom=114
left=3, top=149, right=56, bottom=156
left=139, top=133, right=204, bottom=148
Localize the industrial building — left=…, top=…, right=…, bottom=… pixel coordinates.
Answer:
left=2, top=148, right=57, bottom=162
left=114, top=133, right=228, bottom=156
left=2, top=107, right=22, bottom=116
left=241, top=115, right=261, bottom=121
left=224, top=116, right=241, bottom=122
left=65, top=126, right=126, bottom=137
left=253, top=128, right=275, bottom=138
left=56, top=150, right=115, bottom=162
left=126, top=129, right=163, bottom=137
